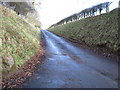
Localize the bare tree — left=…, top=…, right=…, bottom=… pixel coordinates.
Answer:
left=1, top=1, right=37, bottom=16
left=97, top=4, right=103, bottom=14
left=49, top=1, right=112, bottom=28
left=102, top=2, right=112, bottom=13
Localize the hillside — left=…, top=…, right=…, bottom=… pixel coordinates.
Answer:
left=49, top=8, right=119, bottom=58
left=0, top=4, right=41, bottom=74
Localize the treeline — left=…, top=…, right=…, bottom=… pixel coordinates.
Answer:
left=0, top=1, right=41, bottom=28
left=50, top=2, right=112, bottom=28
left=0, top=2, right=36, bottom=16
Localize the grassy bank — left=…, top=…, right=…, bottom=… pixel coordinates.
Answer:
left=49, top=9, right=119, bottom=56
left=0, top=4, right=40, bottom=73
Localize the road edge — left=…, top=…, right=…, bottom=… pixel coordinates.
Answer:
left=2, top=37, right=45, bottom=89
left=49, top=31, right=119, bottom=62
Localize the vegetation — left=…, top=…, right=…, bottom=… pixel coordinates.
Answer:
left=1, top=1, right=41, bottom=28
left=1, top=2, right=35, bottom=16
left=49, top=2, right=112, bottom=28
left=26, top=12, right=41, bottom=28
left=49, top=8, right=119, bottom=55
left=0, top=4, right=40, bottom=73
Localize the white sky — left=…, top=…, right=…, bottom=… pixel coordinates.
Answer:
left=37, top=0, right=119, bottom=29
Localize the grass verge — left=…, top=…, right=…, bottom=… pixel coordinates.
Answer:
left=0, top=4, right=41, bottom=74
left=49, top=8, right=119, bottom=59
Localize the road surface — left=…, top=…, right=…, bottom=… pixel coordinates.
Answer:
left=21, top=30, right=118, bottom=88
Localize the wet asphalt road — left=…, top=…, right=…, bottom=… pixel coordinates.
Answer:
left=21, top=30, right=118, bottom=88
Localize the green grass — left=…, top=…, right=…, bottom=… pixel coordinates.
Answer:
left=0, top=4, right=40, bottom=72
left=49, top=8, right=119, bottom=54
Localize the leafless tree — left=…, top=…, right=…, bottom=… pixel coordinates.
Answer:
left=49, top=2, right=112, bottom=28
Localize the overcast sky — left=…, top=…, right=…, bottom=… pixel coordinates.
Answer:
left=38, top=0, right=118, bottom=29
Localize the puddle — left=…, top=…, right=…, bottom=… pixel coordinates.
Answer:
left=41, top=80, right=52, bottom=84
left=113, top=78, right=120, bottom=82
left=62, top=53, right=68, bottom=56
left=57, top=61, right=70, bottom=67
left=70, top=55, right=83, bottom=64
left=100, top=72, right=108, bottom=76
left=45, top=53, right=53, bottom=58
left=57, top=62, right=65, bottom=65
left=48, top=58, right=55, bottom=61
left=61, top=51, right=68, bottom=56
left=68, top=78, right=76, bottom=81
left=36, top=76, right=41, bottom=80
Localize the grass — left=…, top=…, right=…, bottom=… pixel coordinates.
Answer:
left=0, top=4, right=40, bottom=73
left=49, top=8, right=119, bottom=54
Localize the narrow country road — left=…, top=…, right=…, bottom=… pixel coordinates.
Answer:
left=21, top=30, right=118, bottom=88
